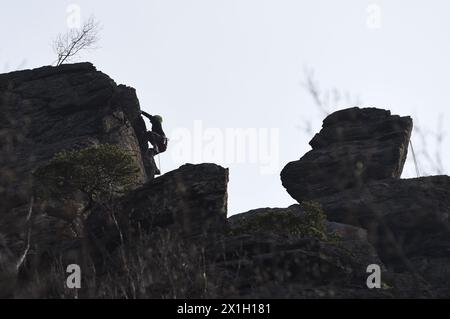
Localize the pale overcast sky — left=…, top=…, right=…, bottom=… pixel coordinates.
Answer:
left=2, top=1, right=449, bottom=215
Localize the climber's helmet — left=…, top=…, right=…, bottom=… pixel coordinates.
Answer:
left=153, top=115, right=163, bottom=124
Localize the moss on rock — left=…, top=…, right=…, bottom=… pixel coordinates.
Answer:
left=230, top=201, right=330, bottom=240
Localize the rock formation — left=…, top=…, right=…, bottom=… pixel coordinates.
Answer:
left=281, top=107, right=413, bottom=201
left=0, top=63, right=158, bottom=295
left=86, top=163, right=229, bottom=256
left=1, top=64, right=449, bottom=298
left=281, top=107, right=450, bottom=296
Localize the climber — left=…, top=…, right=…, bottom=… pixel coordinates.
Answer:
left=141, top=111, right=168, bottom=155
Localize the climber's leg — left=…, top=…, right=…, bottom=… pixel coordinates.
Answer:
left=143, top=148, right=160, bottom=179
left=146, top=131, right=159, bottom=155
left=146, top=131, right=167, bottom=155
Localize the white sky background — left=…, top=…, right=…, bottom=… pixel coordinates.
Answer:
left=1, top=1, right=449, bottom=215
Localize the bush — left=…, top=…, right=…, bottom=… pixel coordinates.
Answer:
left=34, top=144, right=139, bottom=205
left=231, top=201, right=329, bottom=240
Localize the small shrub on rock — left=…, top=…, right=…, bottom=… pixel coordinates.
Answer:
left=231, top=201, right=329, bottom=240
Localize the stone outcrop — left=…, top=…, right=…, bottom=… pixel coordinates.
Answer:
left=87, top=163, right=229, bottom=255
left=317, top=176, right=450, bottom=249
left=281, top=107, right=413, bottom=202
left=227, top=205, right=382, bottom=285
left=0, top=63, right=152, bottom=202
left=317, top=175, right=450, bottom=291
left=0, top=63, right=157, bottom=283
left=280, top=107, right=450, bottom=296
left=221, top=205, right=429, bottom=298
left=123, top=163, right=229, bottom=237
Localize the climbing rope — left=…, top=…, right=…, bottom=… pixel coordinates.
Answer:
left=410, top=140, right=420, bottom=177
left=158, top=153, right=162, bottom=175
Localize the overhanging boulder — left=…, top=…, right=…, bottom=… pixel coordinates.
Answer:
left=281, top=107, right=413, bottom=202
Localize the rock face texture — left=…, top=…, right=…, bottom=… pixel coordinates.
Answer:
left=223, top=205, right=387, bottom=298
left=87, top=163, right=229, bottom=256
left=123, top=163, right=229, bottom=237
left=0, top=63, right=151, bottom=200
left=221, top=204, right=435, bottom=298
left=280, top=107, right=450, bottom=296
left=317, top=175, right=450, bottom=293
left=281, top=107, right=413, bottom=202
left=0, top=63, right=157, bottom=286
left=318, top=176, right=450, bottom=256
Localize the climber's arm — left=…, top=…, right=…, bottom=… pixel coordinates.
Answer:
left=141, top=111, right=153, bottom=120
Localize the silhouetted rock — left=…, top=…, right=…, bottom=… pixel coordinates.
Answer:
left=227, top=204, right=382, bottom=276
left=219, top=205, right=429, bottom=298
left=2, top=63, right=449, bottom=298
left=281, top=107, right=413, bottom=202
left=317, top=176, right=450, bottom=281
left=0, top=63, right=149, bottom=200
left=127, top=163, right=229, bottom=236
left=0, top=63, right=156, bottom=295
left=86, top=163, right=229, bottom=258
left=280, top=107, right=450, bottom=297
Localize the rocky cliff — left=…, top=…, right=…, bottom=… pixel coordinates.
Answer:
left=1, top=63, right=449, bottom=298
left=281, top=107, right=450, bottom=296
left=0, top=63, right=158, bottom=297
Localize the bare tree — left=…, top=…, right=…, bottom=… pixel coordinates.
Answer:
left=298, top=66, right=361, bottom=135
left=53, top=16, right=101, bottom=66
left=302, top=66, right=362, bottom=118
